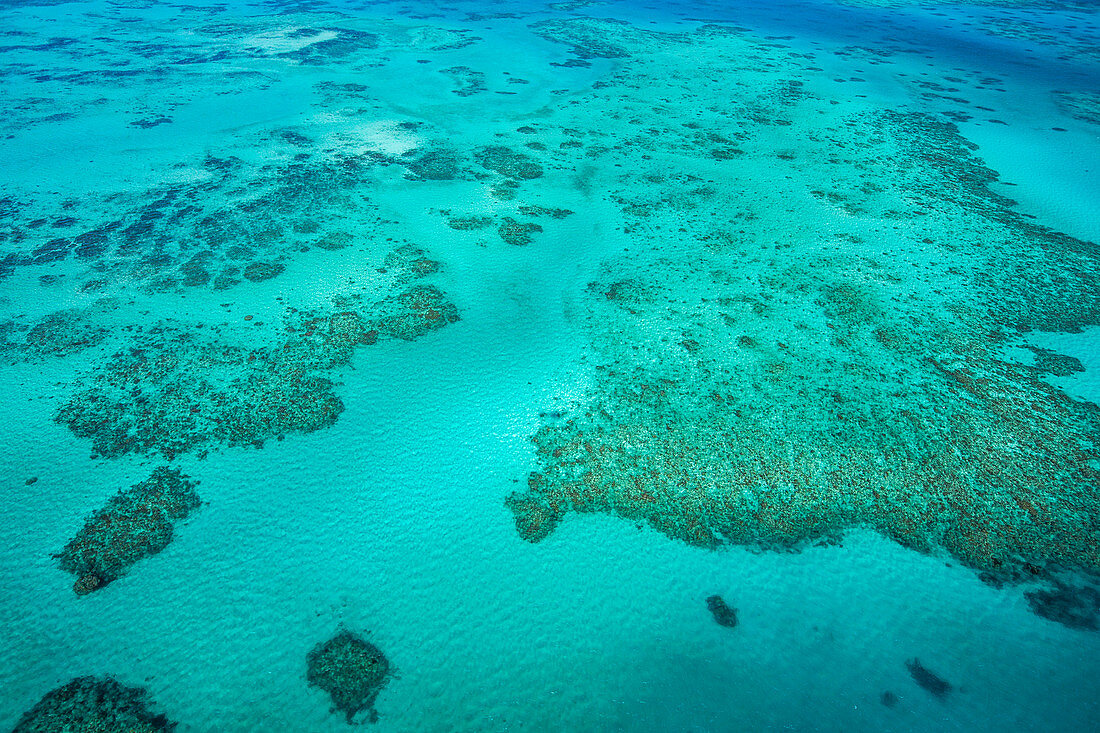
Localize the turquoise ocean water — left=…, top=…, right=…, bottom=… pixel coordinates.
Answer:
left=1, top=0, right=1100, bottom=730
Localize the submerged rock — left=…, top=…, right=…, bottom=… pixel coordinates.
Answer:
left=13, top=676, right=176, bottom=732
left=905, top=658, right=952, bottom=700
left=307, top=629, right=391, bottom=724
left=1025, top=581, right=1100, bottom=631
left=57, top=467, right=200, bottom=595
left=705, top=594, right=738, bottom=628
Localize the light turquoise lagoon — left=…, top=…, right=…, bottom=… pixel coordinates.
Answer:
left=1, top=0, right=1099, bottom=730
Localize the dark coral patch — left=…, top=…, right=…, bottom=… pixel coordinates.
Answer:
left=383, top=245, right=440, bottom=280
left=22, top=300, right=117, bottom=357
left=57, top=467, right=200, bottom=595
left=277, top=28, right=379, bottom=65
left=505, top=480, right=563, bottom=543
left=530, top=18, right=631, bottom=59
left=372, top=284, right=459, bottom=341
left=439, top=66, right=486, bottom=97
left=307, top=629, right=391, bottom=724
left=446, top=215, right=493, bottom=231
left=316, top=232, right=353, bottom=250
left=243, top=261, right=285, bottom=282
left=402, top=148, right=464, bottom=181
left=13, top=676, right=176, bottom=733
left=497, top=217, right=543, bottom=246
left=1027, top=346, right=1085, bottom=377
left=473, top=145, right=543, bottom=180
left=55, top=327, right=345, bottom=459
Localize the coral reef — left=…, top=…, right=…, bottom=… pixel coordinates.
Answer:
left=307, top=629, right=391, bottom=724
left=0, top=148, right=382, bottom=296
left=55, top=258, right=459, bottom=459
left=530, top=18, right=633, bottom=59
left=1027, top=346, right=1085, bottom=377
left=57, top=467, right=200, bottom=595
left=383, top=245, right=440, bottom=282
left=440, top=66, right=486, bottom=97
left=509, top=352, right=1100, bottom=574
left=242, top=261, right=285, bottom=282
left=277, top=28, right=379, bottom=65
left=21, top=299, right=118, bottom=357
left=1053, top=91, right=1100, bottom=126
left=55, top=326, right=345, bottom=459
left=371, top=285, right=460, bottom=341
left=445, top=215, right=494, bottom=231
left=505, top=477, right=563, bottom=543
left=503, top=19, right=1100, bottom=616
left=400, top=148, right=465, bottom=181
left=497, top=217, right=543, bottom=246
left=13, top=676, right=176, bottom=732
left=473, top=146, right=543, bottom=180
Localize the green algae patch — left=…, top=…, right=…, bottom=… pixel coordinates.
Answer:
left=57, top=467, right=200, bottom=595
left=13, top=676, right=177, bottom=733
left=473, top=146, right=543, bottom=180
left=307, top=629, right=391, bottom=724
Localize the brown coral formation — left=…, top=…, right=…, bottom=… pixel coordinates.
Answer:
left=57, top=467, right=200, bottom=594
left=307, top=629, right=391, bottom=724
left=13, top=676, right=176, bottom=732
